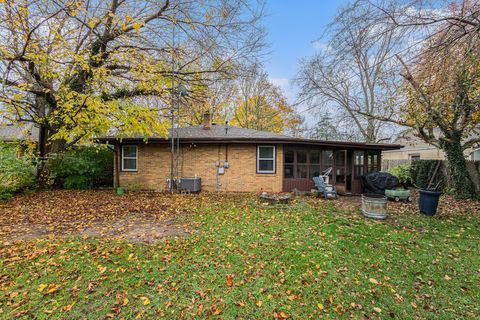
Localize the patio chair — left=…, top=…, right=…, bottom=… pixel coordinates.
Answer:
left=312, top=176, right=337, bottom=199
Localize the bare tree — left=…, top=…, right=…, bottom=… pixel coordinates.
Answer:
left=296, top=1, right=406, bottom=143
left=363, top=0, right=480, bottom=198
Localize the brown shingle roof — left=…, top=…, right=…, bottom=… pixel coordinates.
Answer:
left=97, top=124, right=402, bottom=150
left=172, top=124, right=292, bottom=140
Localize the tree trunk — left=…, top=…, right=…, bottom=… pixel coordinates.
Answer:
left=440, top=135, right=476, bottom=199
left=35, top=95, right=68, bottom=182
left=365, top=119, right=376, bottom=143
left=36, top=96, right=48, bottom=180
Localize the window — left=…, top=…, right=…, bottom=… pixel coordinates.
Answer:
left=257, top=145, right=276, bottom=173
left=409, top=154, right=420, bottom=161
left=122, top=145, right=138, bottom=171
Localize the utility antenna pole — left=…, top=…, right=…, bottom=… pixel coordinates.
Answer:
left=170, top=7, right=176, bottom=194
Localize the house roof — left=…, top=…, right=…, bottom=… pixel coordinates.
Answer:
left=0, top=124, right=39, bottom=142
left=97, top=124, right=402, bottom=150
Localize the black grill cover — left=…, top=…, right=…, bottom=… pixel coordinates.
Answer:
left=361, top=172, right=399, bottom=195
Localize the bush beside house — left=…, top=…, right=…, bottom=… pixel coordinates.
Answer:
left=46, top=146, right=113, bottom=189
left=389, top=160, right=480, bottom=195
left=0, top=143, right=36, bottom=199
left=388, top=164, right=412, bottom=187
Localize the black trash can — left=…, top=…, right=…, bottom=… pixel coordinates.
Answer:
left=419, top=189, right=442, bottom=216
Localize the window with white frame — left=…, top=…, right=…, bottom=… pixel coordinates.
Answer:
left=122, top=145, right=138, bottom=171
left=257, top=145, right=276, bottom=173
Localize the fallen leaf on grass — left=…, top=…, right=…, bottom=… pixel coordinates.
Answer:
left=274, top=311, right=289, bottom=319
left=37, top=283, right=47, bottom=292
left=226, top=275, right=233, bottom=287
left=63, top=303, right=75, bottom=311
left=317, top=303, right=324, bottom=311
left=140, top=296, right=150, bottom=306
left=256, top=300, right=263, bottom=307
left=38, top=283, right=60, bottom=295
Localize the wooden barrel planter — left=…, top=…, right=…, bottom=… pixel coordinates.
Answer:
left=361, top=194, right=388, bottom=219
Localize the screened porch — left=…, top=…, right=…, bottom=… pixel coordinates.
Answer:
left=282, top=146, right=381, bottom=194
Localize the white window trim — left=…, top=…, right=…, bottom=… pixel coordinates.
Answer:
left=257, top=145, right=276, bottom=174
left=121, top=145, right=138, bottom=172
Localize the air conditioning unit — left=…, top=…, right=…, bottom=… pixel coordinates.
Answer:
left=179, top=177, right=201, bottom=193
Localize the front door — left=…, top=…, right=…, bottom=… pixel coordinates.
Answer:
left=334, top=150, right=348, bottom=194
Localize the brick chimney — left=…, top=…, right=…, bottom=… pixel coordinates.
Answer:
left=203, top=112, right=212, bottom=129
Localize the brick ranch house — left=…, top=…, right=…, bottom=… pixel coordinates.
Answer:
left=98, top=115, right=402, bottom=194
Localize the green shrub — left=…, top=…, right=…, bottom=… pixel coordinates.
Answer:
left=410, top=160, right=445, bottom=190
left=0, top=143, right=36, bottom=199
left=47, top=146, right=113, bottom=189
left=388, top=164, right=412, bottom=186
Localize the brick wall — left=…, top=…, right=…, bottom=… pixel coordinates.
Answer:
left=117, top=143, right=283, bottom=192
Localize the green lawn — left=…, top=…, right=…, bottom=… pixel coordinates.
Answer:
left=1, top=195, right=479, bottom=319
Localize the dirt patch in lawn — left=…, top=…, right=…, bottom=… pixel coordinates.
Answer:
left=0, top=190, right=196, bottom=243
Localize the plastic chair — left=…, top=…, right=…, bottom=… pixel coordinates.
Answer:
left=312, top=176, right=337, bottom=199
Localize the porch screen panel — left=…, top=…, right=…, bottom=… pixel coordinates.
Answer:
left=335, top=151, right=346, bottom=183
left=367, top=151, right=379, bottom=173
left=284, top=149, right=294, bottom=178
left=309, top=150, right=321, bottom=178
left=284, top=149, right=334, bottom=180
left=354, top=151, right=365, bottom=178
left=296, top=150, right=308, bottom=179
left=322, top=150, right=333, bottom=180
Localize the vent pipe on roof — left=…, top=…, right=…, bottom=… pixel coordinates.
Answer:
left=203, top=112, right=212, bottom=130
left=225, top=120, right=229, bottom=135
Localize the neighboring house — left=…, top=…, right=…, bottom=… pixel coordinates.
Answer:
left=98, top=114, right=401, bottom=194
left=0, top=124, right=39, bottom=143
left=383, top=128, right=480, bottom=161
left=471, top=147, right=480, bottom=161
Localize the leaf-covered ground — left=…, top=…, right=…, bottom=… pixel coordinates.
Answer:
left=1, top=191, right=479, bottom=319
left=0, top=190, right=194, bottom=242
